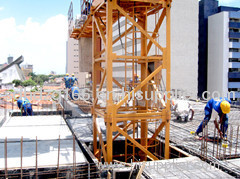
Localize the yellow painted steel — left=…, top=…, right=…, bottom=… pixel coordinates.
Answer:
left=70, top=0, right=172, bottom=163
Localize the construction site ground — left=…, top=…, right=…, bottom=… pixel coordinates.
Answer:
left=66, top=99, right=240, bottom=177
left=0, top=97, right=239, bottom=178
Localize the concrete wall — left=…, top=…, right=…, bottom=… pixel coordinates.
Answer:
left=67, top=37, right=88, bottom=86
left=148, top=0, right=199, bottom=98
left=208, top=12, right=229, bottom=98
left=78, top=38, right=92, bottom=73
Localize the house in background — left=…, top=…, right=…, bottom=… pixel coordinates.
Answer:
left=21, top=63, right=33, bottom=79
left=0, top=56, right=26, bottom=89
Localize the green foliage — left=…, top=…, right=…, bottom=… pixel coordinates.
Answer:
left=12, top=79, right=23, bottom=87
left=30, top=86, right=39, bottom=92
left=28, top=73, right=50, bottom=85
left=8, top=89, right=14, bottom=92
left=22, top=79, right=37, bottom=87
left=13, top=73, right=66, bottom=87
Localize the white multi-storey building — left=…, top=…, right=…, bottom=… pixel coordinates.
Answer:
left=208, top=10, right=240, bottom=103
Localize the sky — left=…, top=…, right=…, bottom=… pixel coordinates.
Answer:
left=0, top=0, right=240, bottom=75
left=0, top=0, right=81, bottom=75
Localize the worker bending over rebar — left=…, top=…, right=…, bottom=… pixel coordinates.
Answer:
left=14, top=95, right=38, bottom=116
left=194, top=97, right=231, bottom=139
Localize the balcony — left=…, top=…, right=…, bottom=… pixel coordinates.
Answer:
left=230, top=52, right=240, bottom=58
left=229, top=62, right=240, bottom=68
left=230, top=42, right=240, bottom=48
left=230, top=11, right=240, bottom=19
left=229, top=22, right=240, bottom=29
left=229, top=32, right=240, bottom=38
left=228, top=72, right=240, bottom=78
left=228, top=91, right=240, bottom=99
left=229, top=82, right=240, bottom=88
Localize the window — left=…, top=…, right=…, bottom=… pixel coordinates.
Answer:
left=229, top=68, right=240, bottom=72
left=230, top=38, right=239, bottom=42
left=230, top=18, right=240, bottom=22
left=229, top=58, right=240, bottom=62
left=229, top=78, right=240, bottom=82
left=229, top=88, right=238, bottom=91
left=229, top=48, right=239, bottom=52
left=230, top=28, right=240, bottom=33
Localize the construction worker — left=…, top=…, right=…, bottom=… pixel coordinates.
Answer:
left=69, top=86, right=80, bottom=100
left=129, top=74, right=140, bottom=91
left=69, top=73, right=78, bottom=88
left=194, top=97, right=231, bottom=139
left=172, top=97, right=194, bottom=121
left=14, top=95, right=33, bottom=116
left=63, top=73, right=71, bottom=89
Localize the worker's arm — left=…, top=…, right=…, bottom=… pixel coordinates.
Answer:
left=20, top=107, right=24, bottom=116
left=214, top=113, right=224, bottom=139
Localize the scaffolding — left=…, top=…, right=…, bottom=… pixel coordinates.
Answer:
left=70, top=0, right=172, bottom=163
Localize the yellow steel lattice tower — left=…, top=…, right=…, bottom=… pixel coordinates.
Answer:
left=70, top=0, right=172, bottom=163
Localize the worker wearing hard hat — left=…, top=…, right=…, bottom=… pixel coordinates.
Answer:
left=69, top=73, right=78, bottom=88
left=14, top=95, right=33, bottom=116
left=63, top=73, right=71, bottom=89
left=194, top=97, right=231, bottom=139
left=129, top=74, right=140, bottom=91
left=172, top=97, right=194, bottom=122
left=69, top=86, right=80, bottom=100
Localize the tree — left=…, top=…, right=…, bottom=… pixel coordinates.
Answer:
left=12, top=79, right=23, bottom=87
left=28, top=72, right=36, bottom=78
left=22, top=79, right=37, bottom=87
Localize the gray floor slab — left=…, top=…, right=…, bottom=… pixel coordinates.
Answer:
left=0, top=115, right=88, bottom=170
left=0, top=139, right=87, bottom=169
left=142, top=156, right=234, bottom=179
left=0, top=116, right=73, bottom=142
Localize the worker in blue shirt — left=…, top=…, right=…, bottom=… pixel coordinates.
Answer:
left=194, top=97, right=231, bottom=139
left=69, top=86, right=80, bottom=100
left=14, top=95, right=33, bottom=116
left=69, top=74, right=78, bottom=88
left=63, top=73, right=71, bottom=89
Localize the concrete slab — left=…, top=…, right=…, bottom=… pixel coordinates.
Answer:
left=142, top=156, right=234, bottom=179
left=0, top=116, right=73, bottom=142
left=0, top=139, right=87, bottom=169
left=225, top=158, right=240, bottom=174
left=67, top=118, right=93, bottom=142
left=0, top=115, right=88, bottom=170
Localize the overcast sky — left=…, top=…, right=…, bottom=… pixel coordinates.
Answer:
left=0, top=0, right=239, bottom=74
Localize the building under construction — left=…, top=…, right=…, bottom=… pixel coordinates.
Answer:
left=0, top=0, right=240, bottom=178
